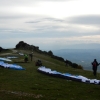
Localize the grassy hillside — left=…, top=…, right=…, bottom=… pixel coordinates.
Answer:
left=0, top=49, right=100, bottom=100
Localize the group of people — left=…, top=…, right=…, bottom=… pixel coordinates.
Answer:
left=91, top=59, right=100, bottom=77
left=24, top=52, right=99, bottom=77
left=24, top=52, right=42, bottom=66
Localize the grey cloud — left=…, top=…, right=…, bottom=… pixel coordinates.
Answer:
left=26, top=15, right=100, bottom=27
left=1, top=13, right=100, bottom=40
left=1, top=27, right=99, bottom=39
left=0, top=14, right=43, bottom=20
left=26, top=21, right=41, bottom=23
left=26, top=17, right=64, bottom=23
left=43, top=18, right=64, bottom=22
left=67, top=15, right=100, bottom=25
left=0, top=15, right=25, bottom=19
left=24, top=16, right=100, bottom=37
left=0, top=28, right=71, bottom=38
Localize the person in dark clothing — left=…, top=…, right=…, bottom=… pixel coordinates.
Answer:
left=29, top=52, right=33, bottom=61
left=35, top=60, right=42, bottom=66
left=91, top=59, right=99, bottom=76
left=65, top=59, right=68, bottom=66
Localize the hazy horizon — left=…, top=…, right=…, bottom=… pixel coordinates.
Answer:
left=53, top=49, right=100, bottom=72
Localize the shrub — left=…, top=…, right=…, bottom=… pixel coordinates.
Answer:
left=77, top=65, right=83, bottom=70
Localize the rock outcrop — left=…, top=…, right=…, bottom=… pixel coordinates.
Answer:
left=15, top=41, right=39, bottom=51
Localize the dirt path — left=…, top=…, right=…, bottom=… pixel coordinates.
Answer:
left=0, top=90, right=43, bottom=98
left=11, top=49, right=18, bottom=53
left=0, top=49, right=18, bottom=56
left=0, top=53, right=12, bottom=56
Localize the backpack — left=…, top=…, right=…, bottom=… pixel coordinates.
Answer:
left=92, top=62, right=96, bottom=67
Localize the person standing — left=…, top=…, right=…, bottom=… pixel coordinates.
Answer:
left=24, top=54, right=28, bottom=63
left=29, top=52, right=33, bottom=61
left=91, top=59, right=99, bottom=77
left=65, top=59, right=69, bottom=66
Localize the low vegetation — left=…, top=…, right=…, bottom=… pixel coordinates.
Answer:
left=0, top=49, right=100, bottom=100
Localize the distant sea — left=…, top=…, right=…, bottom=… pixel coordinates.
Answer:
left=53, top=49, right=100, bottom=72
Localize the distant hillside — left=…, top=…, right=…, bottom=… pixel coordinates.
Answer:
left=62, top=43, right=100, bottom=49
left=53, top=49, right=100, bottom=71
left=0, top=46, right=11, bottom=53
left=15, top=41, right=83, bottom=70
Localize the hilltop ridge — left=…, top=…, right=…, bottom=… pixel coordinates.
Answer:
left=0, top=41, right=83, bottom=70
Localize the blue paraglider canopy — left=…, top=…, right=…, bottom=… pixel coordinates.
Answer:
left=0, top=61, right=25, bottom=70
left=38, top=66, right=100, bottom=85
left=0, top=57, right=12, bottom=62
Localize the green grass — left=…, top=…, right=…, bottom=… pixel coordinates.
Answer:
left=0, top=49, right=100, bottom=100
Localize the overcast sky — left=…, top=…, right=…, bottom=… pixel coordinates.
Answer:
left=0, top=0, right=100, bottom=50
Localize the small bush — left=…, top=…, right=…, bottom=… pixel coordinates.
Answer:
left=77, top=65, right=83, bottom=70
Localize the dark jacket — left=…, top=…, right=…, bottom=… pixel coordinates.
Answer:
left=92, top=59, right=99, bottom=70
